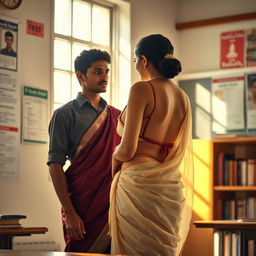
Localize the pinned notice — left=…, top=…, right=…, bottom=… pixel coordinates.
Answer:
left=26, top=20, right=44, bottom=38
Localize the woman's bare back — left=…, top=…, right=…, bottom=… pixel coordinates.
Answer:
left=120, top=78, right=187, bottom=169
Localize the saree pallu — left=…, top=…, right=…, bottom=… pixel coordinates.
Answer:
left=109, top=94, right=194, bottom=256
left=63, top=106, right=121, bottom=253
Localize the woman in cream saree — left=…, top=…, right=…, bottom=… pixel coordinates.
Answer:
left=109, top=34, right=194, bottom=256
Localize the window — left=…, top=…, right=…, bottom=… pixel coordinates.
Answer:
left=53, top=0, right=113, bottom=110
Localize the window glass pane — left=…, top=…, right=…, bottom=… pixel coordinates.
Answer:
left=92, top=5, right=110, bottom=46
left=72, top=43, right=90, bottom=72
left=72, top=73, right=81, bottom=99
left=54, top=71, right=71, bottom=103
left=54, top=39, right=71, bottom=70
left=73, top=0, right=91, bottom=41
left=101, top=85, right=110, bottom=103
left=54, top=0, right=71, bottom=36
left=53, top=103, right=63, bottom=111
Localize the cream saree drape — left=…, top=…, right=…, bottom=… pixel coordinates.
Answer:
left=109, top=94, right=194, bottom=256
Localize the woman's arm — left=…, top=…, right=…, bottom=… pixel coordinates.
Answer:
left=113, top=81, right=150, bottom=162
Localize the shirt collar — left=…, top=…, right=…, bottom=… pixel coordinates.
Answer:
left=76, top=92, right=108, bottom=108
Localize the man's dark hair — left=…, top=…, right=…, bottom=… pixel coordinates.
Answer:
left=74, top=49, right=111, bottom=74
left=5, top=31, right=14, bottom=38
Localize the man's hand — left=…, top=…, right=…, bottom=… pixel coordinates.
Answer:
left=64, top=210, right=86, bottom=240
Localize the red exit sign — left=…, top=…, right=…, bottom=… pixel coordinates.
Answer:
left=27, top=20, right=44, bottom=38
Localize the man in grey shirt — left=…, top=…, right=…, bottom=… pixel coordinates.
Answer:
left=47, top=49, right=120, bottom=253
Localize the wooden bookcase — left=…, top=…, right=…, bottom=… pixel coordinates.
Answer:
left=189, top=138, right=256, bottom=256
left=212, top=137, right=256, bottom=221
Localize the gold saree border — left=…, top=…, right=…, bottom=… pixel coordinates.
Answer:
left=72, top=106, right=108, bottom=162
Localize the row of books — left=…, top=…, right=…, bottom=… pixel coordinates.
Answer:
left=214, top=231, right=255, bottom=256
left=217, top=198, right=256, bottom=220
left=217, top=153, right=256, bottom=186
left=0, top=214, right=26, bottom=229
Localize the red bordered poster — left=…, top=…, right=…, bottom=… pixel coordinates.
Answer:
left=220, top=30, right=245, bottom=69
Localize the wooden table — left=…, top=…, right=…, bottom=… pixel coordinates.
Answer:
left=0, top=227, right=48, bottom=250
left=0, top=250, right=125, bottom=255
left=194, top=220, right=256, bottom=255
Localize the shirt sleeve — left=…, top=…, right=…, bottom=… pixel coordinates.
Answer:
left=47, top=109, right=71, bottom=166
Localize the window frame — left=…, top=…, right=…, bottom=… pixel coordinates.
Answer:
left=51, top=0, right=116, bottom=111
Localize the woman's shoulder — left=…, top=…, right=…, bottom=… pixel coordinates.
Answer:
left=130, top=81, right=153, bottom=94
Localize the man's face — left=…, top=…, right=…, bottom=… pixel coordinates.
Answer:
left=78, top=60, right=110, bottom=94
left=5, top=36, right=14, bottom=49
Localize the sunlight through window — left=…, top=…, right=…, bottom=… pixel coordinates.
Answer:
left=53, top=0, right=112, bottom=109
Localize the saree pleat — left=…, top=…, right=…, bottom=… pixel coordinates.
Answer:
left=109, top=94, right=194, bottom=256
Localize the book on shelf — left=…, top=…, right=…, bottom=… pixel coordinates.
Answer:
left=0, top=214, right=26, bottom=219
left=214, top=231, right=241, bottom=256
left=217, top=153, right=256, bottom=186
left=248, top=240, right=255, bottom=256
left=0, top=214, right=26, bottom=228
left=0, top=223, right=22, bottom=229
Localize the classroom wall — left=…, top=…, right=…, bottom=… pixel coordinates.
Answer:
left=129, top=0, right=179, bottom=83
left=0, top=0, right=63, bottom=248
left=0, top=0, right=180, bottom=250
left=177, top=0, right=256, bottom=74
left=0, top=0, right=255, bottom=252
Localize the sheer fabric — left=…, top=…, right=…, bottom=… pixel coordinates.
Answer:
left=109, top=94, right=194, bottom=256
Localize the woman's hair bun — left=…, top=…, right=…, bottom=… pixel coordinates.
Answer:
left=158, top=58, right=182, bottom=79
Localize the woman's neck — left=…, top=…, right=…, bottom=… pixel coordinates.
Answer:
left=147, top=65, right=165, bottom=80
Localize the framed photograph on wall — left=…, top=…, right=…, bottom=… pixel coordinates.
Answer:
left=0, top=15, right=19, bottom=71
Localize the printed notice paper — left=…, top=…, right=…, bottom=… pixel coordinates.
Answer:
left=246, top=73, right=256, bottom=131
left=212, top=76, right=245, bottom=134
left=22, top=86, right=48, bottom=144
left=0, top=71, right=19, bottom=179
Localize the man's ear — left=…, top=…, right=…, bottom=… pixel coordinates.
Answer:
left=76, top=71, right=86, bottom=83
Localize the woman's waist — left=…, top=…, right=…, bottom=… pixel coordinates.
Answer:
left=121, top=142, right=166, bottom=170
left=121, top=155, right=158, bottom=171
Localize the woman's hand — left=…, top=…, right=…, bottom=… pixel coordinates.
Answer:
left=112, top=156, right=122, bottom=178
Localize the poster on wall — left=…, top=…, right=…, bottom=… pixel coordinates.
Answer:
left=246, top=28, right=256, bottom=67
left=22, top=86, right=48, bottom=144
left=246, top=73, right=256, bottom=131
left=0, top=70, right=20, bottom=179
left=0, top=15, right=18, bottom=71
left=212, top=75, right=245, bottom=134
left=220, top=30, right=245, bottom=69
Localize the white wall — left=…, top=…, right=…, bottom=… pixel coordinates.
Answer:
left=177, top=0, right=256, bottom=23
left=129, top=0, right=179, bottom=83
left=0, top=0, right=255, bottom=252
left=177, top=0, right=256, bottom=75
left=0, top=0, right=179, bottom=251
left=0, top=0, right=64, bottom=249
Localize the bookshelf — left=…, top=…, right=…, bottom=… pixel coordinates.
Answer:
left=212, top=137, right=256, bottom=221
left=212, top=137, right=256, bottom=255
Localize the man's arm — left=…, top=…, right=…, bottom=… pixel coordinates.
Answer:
left=49, top=163, right=85, bottom=240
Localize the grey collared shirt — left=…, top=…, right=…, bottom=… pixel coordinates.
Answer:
left=47, top=92, right=107, bottom=166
